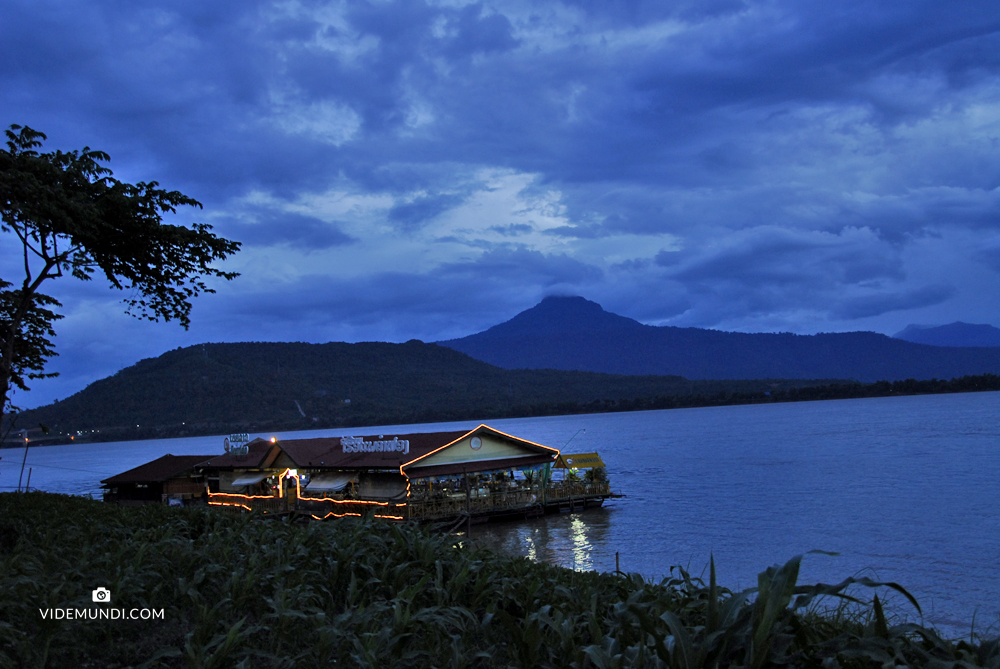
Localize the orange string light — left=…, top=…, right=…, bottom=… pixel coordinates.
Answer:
left=207, top=468, right=402, bottom=515
left=205, top=427, right=554, bottom=520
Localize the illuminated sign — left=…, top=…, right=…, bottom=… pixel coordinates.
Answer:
left=225, top=433, right=250, bottom=455
left=341, top=436, right=409, bottom=455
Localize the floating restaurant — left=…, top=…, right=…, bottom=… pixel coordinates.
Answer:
left=101, top=425, right=618, bottom=522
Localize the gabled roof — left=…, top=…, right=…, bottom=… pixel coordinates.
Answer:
left=401, top=425, right=558, bottom=478
left=188, top=425, right=558, bottom=479
left=101, top=454, right=215, bottom=485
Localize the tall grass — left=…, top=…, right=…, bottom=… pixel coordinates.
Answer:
left=0, top=492, right=997, bottom=668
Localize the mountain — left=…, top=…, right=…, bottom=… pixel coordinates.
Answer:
left=438, top=296, right=1000, bottom=382
left=893, top=322, right=1000, bottom=348
left=6, top=340, right=830, bottom=443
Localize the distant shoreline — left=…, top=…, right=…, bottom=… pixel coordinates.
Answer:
left=4, top=374, right=997, bottom=448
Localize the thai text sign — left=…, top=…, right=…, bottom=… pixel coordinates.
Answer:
left=225, top=433, right=250, bottom=455
left=341, top=436, right=410, bottom=455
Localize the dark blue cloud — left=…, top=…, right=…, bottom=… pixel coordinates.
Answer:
left=218, top=211, right=355, bottom=250
left=441, top=3, right=519, bottom=58
left=4, top=0, right=1000, bottom=407
left=488, top=223, right=534, bottom=237
left=388, top=193, right=465, bottom=231
left=194, top=247, right=601, bottom=344
left=832, top=284, right=955, bottom=320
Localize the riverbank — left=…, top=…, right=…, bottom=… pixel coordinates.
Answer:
left=1, top=493, right=996, bottom=668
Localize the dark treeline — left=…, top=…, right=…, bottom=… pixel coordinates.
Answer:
left=3, top=339, right=999, bottom=446
left=505, top=374, right=1000, bottom=418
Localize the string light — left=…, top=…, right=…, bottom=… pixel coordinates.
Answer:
left=208, top=424, right=557, bottom=519
left=309, top=511, right=403, bottom=520
left=208, top=500, right=253, bottom=512
left=208, top=467, right=398, bottom=514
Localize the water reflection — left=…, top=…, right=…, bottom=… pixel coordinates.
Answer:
left=471, top=506, right=615, bottom=573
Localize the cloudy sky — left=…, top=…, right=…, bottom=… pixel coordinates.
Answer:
left=2, top=0, right=1000, bottom=408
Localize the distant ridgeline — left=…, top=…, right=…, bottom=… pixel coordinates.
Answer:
left=2, top=340, right=835, bottom=444
left=3, top=338, right=1000, bottom=446
left=439, top=297, right=1000, bottom=381
left=893, top=322, right=1000, bottom=348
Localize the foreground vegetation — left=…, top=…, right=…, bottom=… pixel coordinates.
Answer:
left=1, top=493, right=998, bottom=668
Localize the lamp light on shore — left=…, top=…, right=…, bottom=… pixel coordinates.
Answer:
left=270, top=436, right=276, bottom=443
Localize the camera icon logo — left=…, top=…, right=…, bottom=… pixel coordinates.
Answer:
left=92, top=587, right=111, bottom=603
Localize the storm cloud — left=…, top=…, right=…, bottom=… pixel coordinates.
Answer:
left=2, top=0, right=999, bottom=406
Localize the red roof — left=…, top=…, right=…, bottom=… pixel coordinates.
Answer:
left=101, top=454, right=215, bottom=485
left=183, top=425, right=557, bottom=477
left=202, top=438, right=276, bottom=469
left=278, top=430, right=469, bottom=469
left=102, top=426, right=559, bottom=487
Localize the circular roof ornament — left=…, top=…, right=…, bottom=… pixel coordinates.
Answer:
left=470, top=436, right=482, bottom=450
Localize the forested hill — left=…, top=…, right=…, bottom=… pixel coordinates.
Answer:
left=439, top=296, right=1000, bottom=381
left=6, top=340, right=843, bottom=443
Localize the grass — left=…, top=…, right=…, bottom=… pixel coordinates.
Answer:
left=1, top=492, right=997, bottom=668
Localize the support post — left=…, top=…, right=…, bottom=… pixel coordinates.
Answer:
left=464, top=466, right=471, bottom=538
left=17, top=437, right=29, bottom=492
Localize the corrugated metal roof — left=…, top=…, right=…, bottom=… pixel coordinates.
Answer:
left=277, top=430, right=470, bottom=469
left=171, top=425, right=558, bottom=479
left=101, top=454, right=215, bottom=485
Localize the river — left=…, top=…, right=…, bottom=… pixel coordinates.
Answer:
left=2, top=391, right=998, bottom=638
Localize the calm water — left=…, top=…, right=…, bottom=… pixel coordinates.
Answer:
left=2, top=392, right=998, bottom=637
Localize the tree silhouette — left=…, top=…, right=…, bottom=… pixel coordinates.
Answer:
left=0, top=124, right=240, bottom=416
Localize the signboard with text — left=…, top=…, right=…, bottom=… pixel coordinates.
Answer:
left=340, top=436, right=409, bottom=455
left=225, top=433, right=250, bottom=455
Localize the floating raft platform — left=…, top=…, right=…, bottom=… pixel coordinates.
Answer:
left=101, top=425, right=622, bottom=524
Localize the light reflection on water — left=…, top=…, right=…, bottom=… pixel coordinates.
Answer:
left=2, top=391, right=999, bottom=638
left=471, top=508, right=614, bottom=574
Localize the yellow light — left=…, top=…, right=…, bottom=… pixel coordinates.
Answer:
left=270, top=436, right=276, bottom=443
left=207, top=466, right=408, bottom=518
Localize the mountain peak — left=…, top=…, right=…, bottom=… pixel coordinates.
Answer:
left=534, top=295, right=610, bottom=316
left=439, top=299, right=1000, bottom=380
left=476, top=296, right=645, bottom=338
